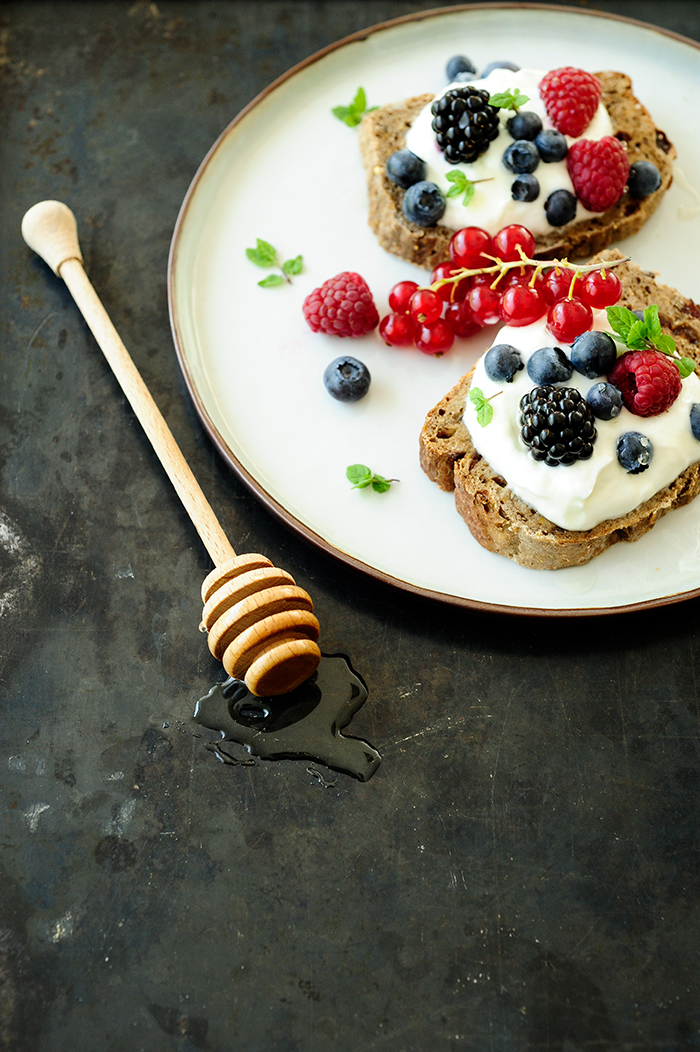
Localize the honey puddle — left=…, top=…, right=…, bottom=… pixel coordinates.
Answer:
left=193, top=654, right=381, bottom=781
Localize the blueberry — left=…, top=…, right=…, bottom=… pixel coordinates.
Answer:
left=480, top=60, right=520, bottom=78
left=617, top=431, right=653, bottom=474
left=627, top=160, right=662, bottom=200
left=527, top=346, right=573, bottom=385
left=402, top=180, right=446, bottom=226
left=503, top=140, right=540, bottom=174
left=586, top=382, right=623, bottom=420
left=506, top=111, right=542, bottom=141
left=386, top=149, right=426, bottom=189
left=323, top=357, right=371, bottom=402
left=691, top=404, right=700, bottom=441
left=484, top=343, right=524, bottom=383
left=446, top=54, right=476, bottom=81
left=545, top=189, right=577, bottom=227
left=535, top=129, right=568, bottom=163
left=571, top=331, right=618, bottom=379
left=511, top=174, right=540, bottom=202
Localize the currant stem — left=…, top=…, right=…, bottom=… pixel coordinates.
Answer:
left=430, top=251, right=631, bottom=297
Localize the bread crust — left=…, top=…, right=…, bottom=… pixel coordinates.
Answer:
left=358, top=72, right=676, bottom=270
left=419, top=253, right=700, bottom=570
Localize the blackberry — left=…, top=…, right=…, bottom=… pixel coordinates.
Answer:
left=431, top=87, right=500, bottom=164
left=519, top=385, right=597, bottom=466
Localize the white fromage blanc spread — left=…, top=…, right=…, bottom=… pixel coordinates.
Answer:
left=404, top=68, right=614, bottom=236
left=464, top=313, right=700, bottom=531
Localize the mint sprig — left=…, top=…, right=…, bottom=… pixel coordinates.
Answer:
left=606, top=304, right=695, bottom=378
left=489, top=88, right=530, bottom=112
left=346, top=464, right=397, bottom=493
left=469, top=387, right=501, bottom=427
left=245, top=239, right=302, bottom=287
left=332, top=87, right=377, bottom=128
left=444, top=171, right=493, bottom=207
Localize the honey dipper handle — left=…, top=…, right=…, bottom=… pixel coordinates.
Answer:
left=22, top=201, right=235, bottom=567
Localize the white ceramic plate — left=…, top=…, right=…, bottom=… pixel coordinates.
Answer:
left=168, top=3, right=700, bottom=615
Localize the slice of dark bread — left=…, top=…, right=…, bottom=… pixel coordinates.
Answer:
left=419, top=252, right=700, bottom=570
left=359, top=72, right=676, bottom=270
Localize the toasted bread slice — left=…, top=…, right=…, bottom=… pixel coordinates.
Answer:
left=359, top=72, right=676, bottom=270
left=419, top=253, right=700, bottom=569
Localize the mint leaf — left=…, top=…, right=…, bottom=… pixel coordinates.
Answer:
left=606, top=304, right=638, bottom=341
left=644, top=304, right=662, bottom=341
left=655, top=333, right=676, bottom=355
left=346, top=463, right=396, bottom=492
left=445, top=169, right=476, bottom=206
left=677, top=357, right=696, bottom=378
left=246, top=239, right=277, bottom=268
left=332, top=87, right=376, bottom=127
left=626, top=319, right=648, bottom=349
left=469, top=386, right=500, bottom=427
left=283, top=255, right=303, bottom=277
left=490, top=88, right=530, bottom=112
left=246, top=239, right=301, bottom=286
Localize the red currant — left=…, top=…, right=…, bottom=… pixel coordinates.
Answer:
left=409, top=288, right=442, bottom=324
left=499, top=283, right=547, bottom=327
left=503, top=265, right=543, bottom=291
left=579, top=269, right=622, bottom=309
left=444, top=299, right=482, bottom=338
left=449, top=226, right=494, bottom=268
left=388, top=280, right=419, bottom=314
left=431, top=261, right=469, bottom=302
left=468, top=283, right=502, bottom=326
left=492, top=224, right=537, bottom=262
left=547, top=297, right=593, bottom=343
left=416, top=318, right=455, bottom=355
left=379, top=313, right=418, bottom=346
left=542, top=267, right=578, bottom=305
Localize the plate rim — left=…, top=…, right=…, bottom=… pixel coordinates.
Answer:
left=167, top=1, right=700, bottom=619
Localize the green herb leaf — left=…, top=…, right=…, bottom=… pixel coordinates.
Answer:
left=469, top=386, right=498, bottom=427
left=246, top=239, right=301, bottom=286
left=246, top=239, right=278, bottom=268
left=677, top=357, right=696, bottom=378
left=332, top=86, right=377, bottom=127
left=644, top=304, right=662, bottom=341
left=283, top=255, right=303, bottom=276
left=606, top=304, right=638, bottom=342
left=346, top=463, right=396, bottom=492
left=490, top=88, right=530, bottom=112
left=655, top=333, right=677, bottom=355
left=445, top=169, right=476, bottom=207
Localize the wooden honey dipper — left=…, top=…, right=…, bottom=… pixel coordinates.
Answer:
left=21, top=200, right=321, bottom=697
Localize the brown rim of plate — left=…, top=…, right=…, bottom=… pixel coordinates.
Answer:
left=167, top=2, right=700, bottom=619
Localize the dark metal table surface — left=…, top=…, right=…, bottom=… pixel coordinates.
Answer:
left=2, top=2, right=700, bottom=1050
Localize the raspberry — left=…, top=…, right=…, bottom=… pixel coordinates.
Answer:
left=607, top=349, right=682, bottom=417
left=567, top=137, right=630, bottom=212
left=302, top=272, right=379, bottom=337
left=539, top=67, right=602, bottom=137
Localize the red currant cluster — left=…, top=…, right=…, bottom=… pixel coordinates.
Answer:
left=379, top=224, right=624, bottom=355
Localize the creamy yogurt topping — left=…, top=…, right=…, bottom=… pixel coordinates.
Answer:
left=463, top=312, right=700, bottom=531
left=404, top=68, right=614, bottom=236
